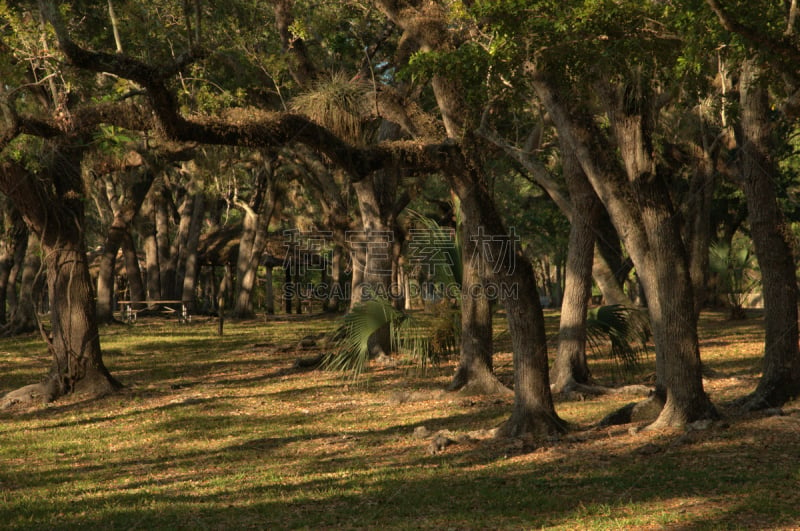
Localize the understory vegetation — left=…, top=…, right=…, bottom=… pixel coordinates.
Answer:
left=1, top=310, right=797, bottom=530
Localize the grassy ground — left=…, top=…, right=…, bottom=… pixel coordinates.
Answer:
left=1, top=309, right=799, bottom=530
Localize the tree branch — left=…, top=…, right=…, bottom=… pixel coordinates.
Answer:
left=706, top=0, right=800, bottom=72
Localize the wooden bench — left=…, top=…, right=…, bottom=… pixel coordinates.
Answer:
left=117, top=300, right=191, bottom=323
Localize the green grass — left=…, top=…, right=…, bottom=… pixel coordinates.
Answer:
left=0, top=310, right=799, bottom=529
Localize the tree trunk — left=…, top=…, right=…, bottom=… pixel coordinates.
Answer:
left=551, top=149, right=600, bottom=394
left=532, top=70, right=716, bottom=427
left=449, top=156, right=565, bottom=437
left=157, top=187, right=176, bottom=300
left=264, top=265, right=275, bottom=315
left=448, top=202, right=509, bottom=395
left=0, top=212, right=24, bottom=326
left=121, top=229, right=146, bottom=304
left=0, top=155, right=120, bottom=405
left=180, top=192, right=205, bottom=310
left=140, top=198, right=162, bottom=305
left=96, top=221, right=126, bottom=323
left=592, top=211, right=633, bottom=306
left=352, top=177, right=395, bottom=359
left=3, top=231, right=39, bottom=335
left=234, top=168, right=278, bottom=318
left=325, top=245, right=343, bottom=312
left=735, top=57, right=800, bottom=409
left=96, top=169, right=154, bottom=321
left=41, top=235, right=121, bottom=399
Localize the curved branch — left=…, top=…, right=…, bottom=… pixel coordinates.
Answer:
left=706, top=0, right=800, bottom=72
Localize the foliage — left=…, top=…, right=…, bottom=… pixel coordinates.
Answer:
left=406, top=207, right=463, bottom=288
left=324, top=298, right=459, bottom=379
left=709, top=239, right=759, bottom=319
left=290, top=71, right=373, bottom=144
left=586, top=304, right=651, bottom=376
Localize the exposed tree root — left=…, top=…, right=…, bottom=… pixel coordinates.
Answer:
left=448, top=369, right=512, bottom=397
left=0, top=382, right=53, bottom=409
left=497, top=407, right=568, bottom=439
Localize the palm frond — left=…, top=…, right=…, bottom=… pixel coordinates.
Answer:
left=406, top=208, right=462, bottom=288
left=324, top=299, right=459, bottom=379
left=587, top=304, right=651, bottom=376
left=323, top=299, right=401, bottom=379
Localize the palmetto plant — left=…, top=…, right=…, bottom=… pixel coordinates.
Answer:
left=586, top=304, right=651, bottom=377
left=708, top=240, right=759, bottom=320
left=323, top=298, right=459, bottom=380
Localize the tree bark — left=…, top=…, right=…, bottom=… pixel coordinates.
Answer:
left=121, top=229, right=146, bottom=304
left=234, top=164, right=279, bottom=318
left=139, top=195, right=162, bottom=304
left=735, top=57, right=800, bottom=409
left=3, top=231, right=40, bottom=335
left=532, top=70, right=716, bottom=427
left=0, top=211, right=25, bottom=326
left=551, top=149, right=601, bottom=394
left=448, top=202, right=509, bottom=395
left=156, top=187, right=175, bottom=300
left=0, top=154, right=120, bottom=404
left=352, top=177, right=395, bottom=358
left=180, top=192, right=205, bottom=310
left=41, top=234, right=121, bottom=399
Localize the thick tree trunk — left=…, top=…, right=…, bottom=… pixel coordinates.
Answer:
left=450, top=160, right=565, bottom=437
left=735, top=58, right=800, bottom=409
left=41, top=237, right=121, bottom=399
left=0, top=155, right=120, bottom=406
left=551, top=150, right=600, bottom=394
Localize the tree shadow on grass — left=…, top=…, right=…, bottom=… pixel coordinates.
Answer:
left=5, top=417, right=798, bottom=529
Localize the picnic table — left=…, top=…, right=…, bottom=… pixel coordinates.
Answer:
left=117, top=300, right=191, bottom=323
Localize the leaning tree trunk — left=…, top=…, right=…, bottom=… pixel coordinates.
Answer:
left=551, top=149, right=600, bottom=394
left=533, top=70, right=716, bottom=427
left=592, top=211, right=633, bottom=307
left=96, top=167, right=154, bottom=322
left=234, top=170, right=278, bottom=318
left=735, top=57, right=800, bottom=409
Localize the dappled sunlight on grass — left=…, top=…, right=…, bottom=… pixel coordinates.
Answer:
left=1, top=310, right=799, bottom=529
